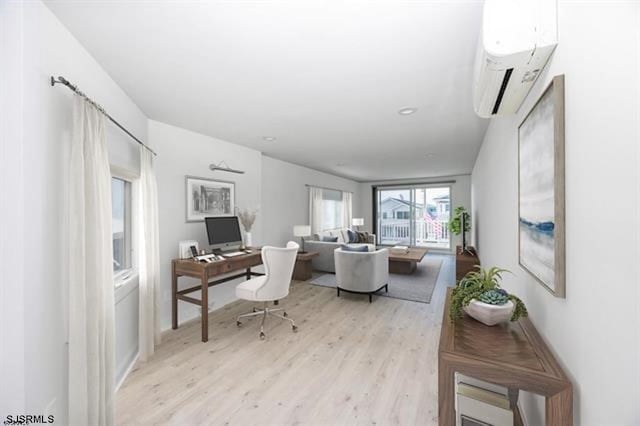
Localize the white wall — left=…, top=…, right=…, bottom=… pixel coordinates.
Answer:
left=150, top=120, right=264, bottom=330
left=470, top=2, right=640, bottom=424
left=2, top=1, right=148, bottom=422
left=358, top=175, right=471, bottom=251
left=0, top=0, right=26, bottom=416
left=261, top=156, right=362, bottom=247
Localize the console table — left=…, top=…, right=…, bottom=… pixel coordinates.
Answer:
left=438, top=288, right=573, bottom=425
left=455, top=245, right=479, bottom=281
left=172, top=250, right=263, bottom=342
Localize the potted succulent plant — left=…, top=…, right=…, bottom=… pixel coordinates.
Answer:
left=450, top=266, right=528, bottom=326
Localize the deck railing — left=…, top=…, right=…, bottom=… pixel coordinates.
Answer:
left=378, top=218, right=450, bottom=244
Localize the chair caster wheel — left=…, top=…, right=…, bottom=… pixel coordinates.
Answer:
left=236, top=321, right=242, bottom=327
left=292, top=325, right=298, bottom=332
left=283, top=312, right=288, bottom=317
left=260, top=332, right=266, bottom=340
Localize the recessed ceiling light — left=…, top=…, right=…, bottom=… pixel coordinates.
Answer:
left=263, top=136, right=276, bottom=142
left=426, top=153, right=435, bottom=158
left=398, top=107, right=418, bottom=115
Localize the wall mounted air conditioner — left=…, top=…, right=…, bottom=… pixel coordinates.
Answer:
left=473, top=0, right=558, bottom=118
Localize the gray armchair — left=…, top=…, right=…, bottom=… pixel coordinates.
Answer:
left=334, top=247, right=389, bottom=303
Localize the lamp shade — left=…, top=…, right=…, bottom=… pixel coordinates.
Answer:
left=352, top=218, right=364, bottom=226
left=293, top=225, right=311, bottom=237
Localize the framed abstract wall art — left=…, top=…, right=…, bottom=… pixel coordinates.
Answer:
left=518, top=75, right=566, bottom=297
left=186, top=176, right=235, bottom=222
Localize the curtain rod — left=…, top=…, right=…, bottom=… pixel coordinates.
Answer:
left=50, top=75, right=157, bottom=157
left=305, top=184, right=353, bottom=194
left=372, top=180, right=456, bottom=189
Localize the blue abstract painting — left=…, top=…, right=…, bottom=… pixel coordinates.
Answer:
left=519, top=86, right=556, bottom=291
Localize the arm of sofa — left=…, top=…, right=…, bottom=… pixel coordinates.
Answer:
left=304, top=240, right=341, bottom=273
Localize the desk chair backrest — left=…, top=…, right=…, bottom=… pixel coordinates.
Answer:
left=257, top=241, right=299, bottom=301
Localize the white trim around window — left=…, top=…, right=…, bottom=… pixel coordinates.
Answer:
left=111, top=165, right=139, bottom=287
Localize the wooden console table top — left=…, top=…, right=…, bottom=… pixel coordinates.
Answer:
left=438, top=288, right=573, bottom=425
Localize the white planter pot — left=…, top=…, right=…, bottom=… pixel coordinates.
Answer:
left=463, top=299, right=514, bottom=326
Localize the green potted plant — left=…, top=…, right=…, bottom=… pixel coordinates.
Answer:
left=448, top=206, right=472, bottom=255
left=450, top=266, right=528, bottom=326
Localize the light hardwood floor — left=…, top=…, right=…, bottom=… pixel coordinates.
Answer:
left=116, top=254, right=454, bottom=425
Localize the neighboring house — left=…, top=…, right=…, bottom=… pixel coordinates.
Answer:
left=379, top=197, right=425, bottom=220
left=433, top=195, right=450, bottom=220
left=380, top=196, right=451, bottom=221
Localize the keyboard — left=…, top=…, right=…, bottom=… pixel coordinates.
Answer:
left=222, top=251, right=245, bottom=258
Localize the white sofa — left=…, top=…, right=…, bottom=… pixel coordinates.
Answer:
left=334, top=247, right=389, bottom=303
left=304, top=229, right=375, bottom=273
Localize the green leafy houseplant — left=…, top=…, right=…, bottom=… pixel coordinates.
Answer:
left=448, top=206, right=471, bottom=252
left=450, top=266, right=528, bottom=323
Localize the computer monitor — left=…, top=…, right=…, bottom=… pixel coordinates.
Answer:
left=205, top=216, right=243, bottom=251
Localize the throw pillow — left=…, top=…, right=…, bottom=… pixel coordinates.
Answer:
left=346, top=229, right=358, bottom=243
left=341, top=244, right=369, bottom=252
left=322, top=236, right=339, bottom=242
left=355, top=231, right=370, bottom=243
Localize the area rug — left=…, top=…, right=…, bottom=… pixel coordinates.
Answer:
left=308, top=256, right=443, bottom=304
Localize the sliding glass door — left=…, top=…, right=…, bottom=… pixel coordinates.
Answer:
left=375, top=185, right=451, bottom=249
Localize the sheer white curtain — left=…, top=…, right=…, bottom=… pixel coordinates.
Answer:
left=342, top=191, right=353, bottom=230
left=68, top=96, right=115, bottom=426
left=309, top=187, right=324, bottom=235
left=138, top=146, right=161, bottom=361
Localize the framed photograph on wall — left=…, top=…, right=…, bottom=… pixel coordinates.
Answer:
left=185, top=176, right=235, bottom=222
left=518, top=74, right=566, bottom=298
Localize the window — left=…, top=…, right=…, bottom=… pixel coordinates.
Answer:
left=320, top=189, right=343, bottom=231
left=375, top=185, right=451, bottom=249
left=112, top=177, right=132, bottom=276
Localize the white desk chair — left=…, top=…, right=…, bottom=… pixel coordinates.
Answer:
left=235, top=241, right=299, bottom=339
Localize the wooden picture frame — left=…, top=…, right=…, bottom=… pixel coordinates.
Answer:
left=185, top=176, right=235, bottom=222
left=518, top=75, right=565, bottom=298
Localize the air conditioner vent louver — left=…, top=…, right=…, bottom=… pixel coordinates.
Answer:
left=491, top=68, right=513, bottom=115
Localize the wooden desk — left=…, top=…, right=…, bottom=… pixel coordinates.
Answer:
left=172, top=250, right=263, bottom=342
left=438, top=288, right=572, bottom=425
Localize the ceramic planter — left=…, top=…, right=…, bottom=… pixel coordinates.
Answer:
left=463, top=299, right=514, bottom=326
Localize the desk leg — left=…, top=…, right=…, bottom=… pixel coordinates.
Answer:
left=201, top=274, right=209, bottom=342
left=171, top=262, right=178, bottom=330
left=246, top=267, right=251, bottom=280
left=546, top=386, right=572, bottom=426
left=438, top=355, right=455, bottom=426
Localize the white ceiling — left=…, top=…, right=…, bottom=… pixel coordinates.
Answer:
left=45, top=0, right=488, bottom=182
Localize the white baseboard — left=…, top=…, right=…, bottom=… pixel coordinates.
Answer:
left=116, top=352, right=139, bottom=391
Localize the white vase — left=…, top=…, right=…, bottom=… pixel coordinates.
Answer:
left=463, top=299, right=514, bottom=326
left=244, top=231, right=252, bottom=248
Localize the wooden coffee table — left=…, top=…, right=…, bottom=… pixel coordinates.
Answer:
left=387, top=247, right=428, bottom=274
